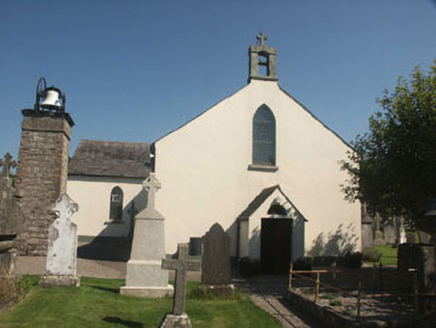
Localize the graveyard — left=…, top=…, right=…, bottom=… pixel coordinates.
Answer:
left=0, top=277, right=282, bottom=328
left=1, top=5, right=436, bottom=326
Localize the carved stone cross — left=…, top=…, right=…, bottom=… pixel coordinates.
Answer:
left=51, top=194, right=79, bottom=222
left=143, top=173, right=161, bottom=209
left=162, top=243, right=201, bottom=315
left=0, top=153, right=17, bottom=178
left=256, top=33, right=267, bottom=46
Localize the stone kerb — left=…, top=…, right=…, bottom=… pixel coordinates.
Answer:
left=201, top=223, right=234, bottom=297
left=42, top=194, right=80, bottom=287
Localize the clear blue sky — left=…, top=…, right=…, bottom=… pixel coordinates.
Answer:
left=1, top=1, right=435, bottom=161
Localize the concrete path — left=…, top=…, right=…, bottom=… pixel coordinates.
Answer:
left=235, top=275, right=322, bottom=328
left=15, top=256, right=201, bottom=281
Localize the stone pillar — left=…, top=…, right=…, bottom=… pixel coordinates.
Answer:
left=15, top=110, right=74, bottom=256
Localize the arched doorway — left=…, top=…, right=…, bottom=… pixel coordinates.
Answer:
left=260, top=204, right=292, bottom=274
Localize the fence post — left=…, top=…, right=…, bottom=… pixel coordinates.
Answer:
left=314, top=272, right=320, bottom=303
left=289, top=262, right=293, bottom=290
left=357, top=282, right=361, bottom=321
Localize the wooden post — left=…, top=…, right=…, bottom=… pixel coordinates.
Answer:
left=314, top=272, right=320, bottom=303
left=357, top=282, right=361, bottom=321
left=289, top=262, right=293, bottom=290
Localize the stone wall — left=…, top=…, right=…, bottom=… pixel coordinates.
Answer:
left=14, top=110, right=73, bottom=256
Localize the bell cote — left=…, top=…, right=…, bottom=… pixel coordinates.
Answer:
left=249, top=33, right=278, bottom=83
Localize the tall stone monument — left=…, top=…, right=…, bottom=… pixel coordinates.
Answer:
left=15, top=81, right=74, bottom=256
left=121, top=173, right=173, bottom=297
left=0, top=153, right=22, bottom=276
left=42, top=194, right=80, bottom=287
left=160, top=243, right=201, bottom=328
left=201, top=223, right=234, bottom=296
left=0, top=153, right=22, bottom=237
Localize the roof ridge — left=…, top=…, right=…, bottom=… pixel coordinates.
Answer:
left=80, top=139, right=150, bottom=146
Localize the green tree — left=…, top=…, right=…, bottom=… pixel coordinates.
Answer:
left=342, top=62, right=436, bottom=224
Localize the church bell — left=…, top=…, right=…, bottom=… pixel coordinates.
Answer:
left=34, top=77, right=66, bottom=112
left=40, top=88, right=62, bottom=110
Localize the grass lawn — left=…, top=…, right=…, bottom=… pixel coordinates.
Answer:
left=374, top=245, right=398, bottom=266
left=0, top=276, right=281, bottom=328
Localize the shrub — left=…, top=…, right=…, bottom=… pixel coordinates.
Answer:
left=329, top=300, right=342, bottom=307
left=362, top=248, right=382, bottom=262
left=237, top=257, right=260, bottom=278
left=313, top=256, right=336, bottom=267
left=292, top=257, right=313, bottom=271
left=336, top=252, right=363, bottom=269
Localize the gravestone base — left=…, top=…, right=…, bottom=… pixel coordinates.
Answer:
left=121, top=259, right=174, bottom=298
left=201, top=284, right=235, bottom=297
left=160, top=313, right=192, bottom=328
left=120, top=285, right=174, bottom=298
left=42, top=275, right=80, bottom=287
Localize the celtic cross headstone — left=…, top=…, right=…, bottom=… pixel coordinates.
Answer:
left=42, top=194, right=80, bottom=287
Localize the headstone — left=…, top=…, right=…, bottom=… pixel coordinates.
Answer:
left=120, top=173, right=174, bottom=298
left=201, top=223, right=234, bottom=296
left=0, top=152, right=16, bottom=178
left=0, top=153, right=22, bottom=237
left=406, top=233, right=416, bottom=243
left=189, top=237, right=202, bottom=256
left=398, top=243, right=436, bottom=293
left=374, top=216, right=386, bottom=246
left=160, top=243, right=201, bottom=328
left=42, top=194, right=80, bottom=287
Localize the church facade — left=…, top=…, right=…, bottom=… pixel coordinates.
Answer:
left=67, top=35, right=361, bottom=268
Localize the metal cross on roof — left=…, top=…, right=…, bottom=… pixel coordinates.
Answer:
left=143, top=173, right=161, bottom=209
left=0, top=153, right=17, bottom=178
left=256, top=33, right=268, bottom=46
left=162, top=243, right=201, bottom=315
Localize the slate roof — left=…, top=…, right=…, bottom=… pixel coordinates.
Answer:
left=237, top=185, right=280, bottom=220
left=68, top=139, right=151, bottom=179
left=237, top=185, right=308, bottom=221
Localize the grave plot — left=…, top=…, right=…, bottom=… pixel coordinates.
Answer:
left=287, top=266, right=436, bottom=327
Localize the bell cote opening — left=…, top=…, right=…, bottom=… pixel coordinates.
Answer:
left=249, top=33, right=278, bottom=82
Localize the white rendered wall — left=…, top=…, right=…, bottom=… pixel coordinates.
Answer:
left=155, top=80, right=361, bottom=256
left=67, top=176, right=145, bottom=239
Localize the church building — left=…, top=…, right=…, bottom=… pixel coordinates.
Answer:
left=67, top=35, right=361, bottom=272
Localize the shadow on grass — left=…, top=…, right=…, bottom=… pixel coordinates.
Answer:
left=89, top=285, right=120, bottom=294
left=103, top=316, right=143, bottom=327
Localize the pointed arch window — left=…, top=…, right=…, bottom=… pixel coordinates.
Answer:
left=109, top=186, right=123, bottom=222
left=252, top=105, right=276, bottom=166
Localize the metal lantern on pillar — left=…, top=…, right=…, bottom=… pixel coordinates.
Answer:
left=34, top=77, right=66, bottom=112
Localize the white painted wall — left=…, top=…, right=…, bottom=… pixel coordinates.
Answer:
left=67, top=176, right=145, bottom=238
left=155, top=80, right=361, bottom=256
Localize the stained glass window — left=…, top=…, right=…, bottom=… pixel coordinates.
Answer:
left=253, top=105, right=276, bottom=165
